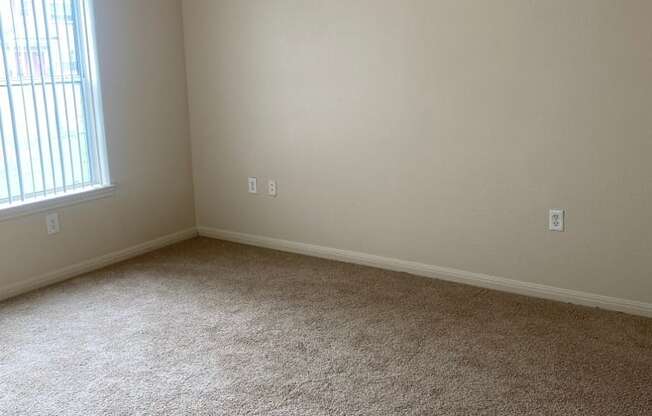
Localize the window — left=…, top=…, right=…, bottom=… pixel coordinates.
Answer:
left=0, top=0, right=109, bottom=214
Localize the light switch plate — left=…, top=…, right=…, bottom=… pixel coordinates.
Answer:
left=248, top=177, right=257, bottom=194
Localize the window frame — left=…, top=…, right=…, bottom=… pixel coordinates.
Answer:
left=0, top=0, right=112, bottom=221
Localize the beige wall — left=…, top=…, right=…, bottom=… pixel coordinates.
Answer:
left=183, top=0, right=652, bottom=304
left=0, top=0, right=195, bottom=292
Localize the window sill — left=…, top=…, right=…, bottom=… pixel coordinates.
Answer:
left=0, top=185, right=116, bottom=222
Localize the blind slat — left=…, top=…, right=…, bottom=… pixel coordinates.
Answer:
left=50, top=0, right=76, bottom=189
left=61, top=0, right=85, bottom=186
left=8, top=0, right=37, bottom=195
left=29, top=0, right=59, bottom=195
left=17, top=0, right=47, bottom=196
left=0, top=97, right=13, bottom=201
left=40, top=0, right=67, bottom=192
left=71, top=0, right=92, bottom=183
left=0, top=17, right=25, bottom=201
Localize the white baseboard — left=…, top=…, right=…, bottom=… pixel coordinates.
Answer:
left=0, top=228, right=198, bottom=302
left=6, top=225, right=650, bottom=319
left=198, top=226, right=652, bottom=318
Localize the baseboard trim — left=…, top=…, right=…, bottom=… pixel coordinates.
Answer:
left=198, top=226, right=652, bottom=318
left=0, top=227, right=198, bottom=302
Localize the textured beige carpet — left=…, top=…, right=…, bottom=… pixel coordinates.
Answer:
left=1, top=237, right=651, bottom=415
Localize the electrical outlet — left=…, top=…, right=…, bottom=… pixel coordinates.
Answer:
left=46, top=212, right=60, bottom=235
left=268, top=179, right=277, bottom=197
left=549, top=209, right=565, bottom=232
left=248, top=177, right=257, bottom=194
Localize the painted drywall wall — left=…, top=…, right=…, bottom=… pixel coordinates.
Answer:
left=183, top=0, right=652, bottom=304
left=0, top=0, right=195, bottom=292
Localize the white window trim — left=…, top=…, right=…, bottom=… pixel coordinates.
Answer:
left=0, top=183, right=115, bottom=222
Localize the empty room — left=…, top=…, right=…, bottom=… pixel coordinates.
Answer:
left=1, top=0, right=651, bottom=414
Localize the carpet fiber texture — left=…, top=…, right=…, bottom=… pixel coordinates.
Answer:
left=1, top=237, right=651, bottom=415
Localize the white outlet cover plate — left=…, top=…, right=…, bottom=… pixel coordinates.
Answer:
left=268, top=180, right=277, bottom=197
left=46, top=212, right=60, bottom=235
left=549, top=209, right=565, bottom=232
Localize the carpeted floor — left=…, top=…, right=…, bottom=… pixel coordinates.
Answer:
left=1, top=238, right=651, bottom=415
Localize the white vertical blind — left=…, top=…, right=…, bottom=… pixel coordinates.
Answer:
left=0, top=0, right=108, bottom=207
